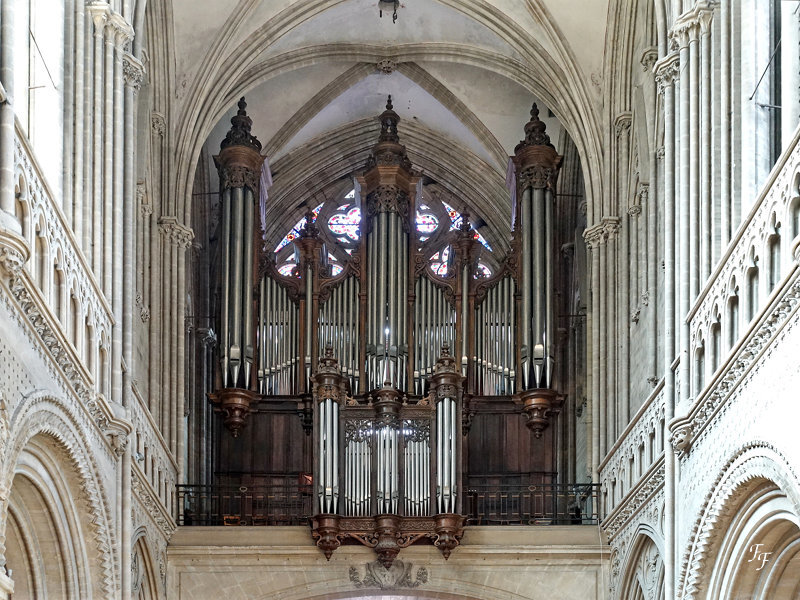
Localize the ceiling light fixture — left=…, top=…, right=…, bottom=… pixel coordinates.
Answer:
left=378, top=0, right=400, bottom=24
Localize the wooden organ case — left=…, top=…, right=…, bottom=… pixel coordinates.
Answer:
left=208, top=98, right=565, bottom=566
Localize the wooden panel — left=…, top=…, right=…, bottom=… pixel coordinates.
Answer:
left=465, top=399, right=557, bottom=488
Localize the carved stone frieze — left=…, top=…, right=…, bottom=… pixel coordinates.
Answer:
left=131, top=466, right=177, bottom=538
left=349, top=559, right=428, bottom=589
left=599, top=384, right=665, bottom=521
left=603, top=459, right=665, bottom=541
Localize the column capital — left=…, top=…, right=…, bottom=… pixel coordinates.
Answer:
left=158, top=217, right=194, bottom=249
left=614, top=113, right=632, bottom=139
left=654, top=53, right=680, bottom=95
left=123, top=53, right=145, bottom=91
left=108, top=12, right=134, bottom=48
left=87, top=1, right=110, bottom=32
left=671, top=1, right=715, bottom=46
left=582, top=224, right=605, bottom=249
left=151, top=112, right=166, bottom=137
left=640, top=47, right=659, bottom=73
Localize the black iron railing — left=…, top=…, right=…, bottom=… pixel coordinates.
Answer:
left=465, top=483, right=600, bottom=525
left=176, top=482, right=599, bottom=526
left=177, top=481, right=312, bottom=526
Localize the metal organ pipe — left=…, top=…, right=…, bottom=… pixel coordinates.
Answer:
left=220, top=188, right=232, bottom=387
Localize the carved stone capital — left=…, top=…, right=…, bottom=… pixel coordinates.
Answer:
left=614, top=114, right=632, bottom=139
left=87, top=1, right=110, bottom=33
left=158, top=217, right=194, bottom=248
left=151, top=113, right=166, bottom=137
left=108, top=12, right=134, bottom=48
left=654, top=54, right=680, bottom=94
left=0, top=228, right=30, bottom=276
left=628, top=204, right=642, bottom=217
left=583, top=224, right=605, bottom=249
left=640, top=47, right=659, bottom=72
left=602, top=216, right=621, bottom=239
left=123, top=53, right=145, bottom=90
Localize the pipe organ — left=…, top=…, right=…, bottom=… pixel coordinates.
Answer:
left=209, top=97, right=563, bottom=565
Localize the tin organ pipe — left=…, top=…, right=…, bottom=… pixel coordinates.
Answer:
left=461, top=265, right=469, bottom=375
left=221, top=189, right=231, bottom=387
left=305, top=265, right=313, bottom=384
left=436, top=400, right=443, bottom=513
left=543, top=187, right=554, bottom=387
left=258, top=277, right=266, bottom=393
left=389, top=215, right=397, bottom=386
left=332, top=401, right=339, bottom=513
left=521, top=187, right=532, bottom=388
left=230, top=187, right=244, bottom=386
left=243, top=189, right=255, bottom=386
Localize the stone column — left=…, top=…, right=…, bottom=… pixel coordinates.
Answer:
left=0, top=0, right=18, bottom=235
left=783, top=1, right=800, bottom=148
left=655, top=49, right=679, bottom=600
left=583, top=225, right=604, bottom=481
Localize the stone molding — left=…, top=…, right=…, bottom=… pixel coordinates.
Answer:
left=599, top=384, right=665, bottom=519
left=1, top=393, right=119, bottom=598
left=602, top=456, right=665, bottom=541
left=132, top=464, right=177, bottom=539
left=688, top=134, right=800, bottom=355
left=678, top=443, right=800, bottom=600
left=13, top=133, right=113, bottom=340
left=673, top=271, right=800, bottom=458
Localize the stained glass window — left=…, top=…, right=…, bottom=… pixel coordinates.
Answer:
left=441, top=201, right=492, bottom=251
left=328, top=206, right=361, bottom=241
left=430, top=246, right=450, bottom=276
left=278, top=262, right=297, bottom=277
left=274, top=203, right=323, bottom=252
left=476, top=262, right=492, bottom=278
left=415, top=211, right=438, bottom=234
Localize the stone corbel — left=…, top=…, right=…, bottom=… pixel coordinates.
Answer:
left=669, top=419, right=693, bottom=457
left=614, top=113, right=632, bottom=139
left=0, top=231, right=29, bottom=276
left=640, top=46, right=659, bottom=73
left=123, top=53, right=145, bottom=92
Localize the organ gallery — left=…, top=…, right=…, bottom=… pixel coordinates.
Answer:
left=190, top=96, right=588, bottom=565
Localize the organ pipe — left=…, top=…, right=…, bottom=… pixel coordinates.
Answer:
left=512, top=103, right=563, bottom=436
left=429, top=346, right=461, bottom=516
left=210, top=98, right=265, bottom=437
left=313, top=348, right=346, bottom=515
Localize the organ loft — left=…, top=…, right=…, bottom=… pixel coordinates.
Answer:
left=182, top=95, right=592, bottom=567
